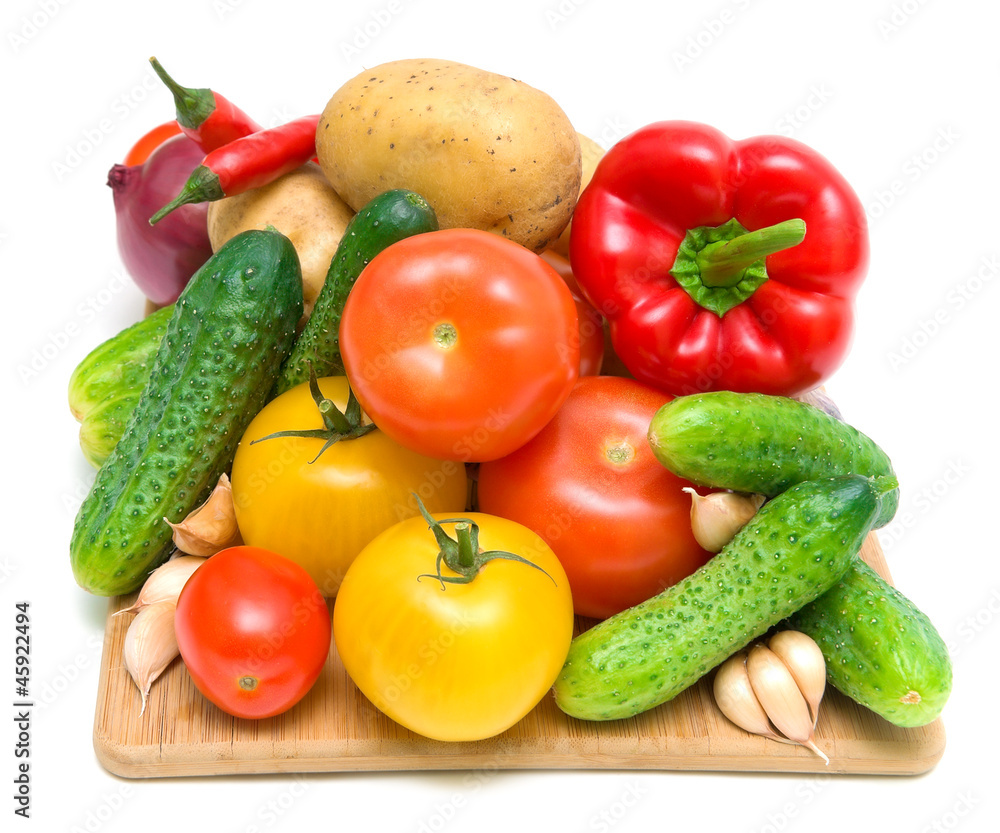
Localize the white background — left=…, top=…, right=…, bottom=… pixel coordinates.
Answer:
left=1, top=0, right=996, bottom=830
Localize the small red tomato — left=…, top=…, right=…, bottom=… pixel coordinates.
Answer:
left=174, top=546, right=331, bottom=719
left=339, top=228, right=580, bottom=462
left=477, top=376, right=713, bottom=619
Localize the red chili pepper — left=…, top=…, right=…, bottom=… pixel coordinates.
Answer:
left=149, top=114, right=321, bottom=225
left=149, top=57, right=261, bottom=152
left=569, top=121, right=869, bottom=398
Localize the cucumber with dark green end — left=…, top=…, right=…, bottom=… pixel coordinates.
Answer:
left=789, top=560, right=952, bottom=727
left=276, top=189, right=437, bottom=394
left=648, top=391, right=898, bottom=528
left=553, top=474, right=896, bottom=722
left=69, top=305, right=173, bottom=467
left=70, top=229, right=303, bottom=596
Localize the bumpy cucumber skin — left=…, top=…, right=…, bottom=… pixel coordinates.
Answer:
left=553, top=475, right=887, bottom=722
left=790, top=560, right=952, bottom=727
left=70, top=230, right=303, bottom=596
left=276, top=189, right=437, bottom=394
left=648, top=391, right=898, bottom=528
left=69, top=305, right=173, bottom=467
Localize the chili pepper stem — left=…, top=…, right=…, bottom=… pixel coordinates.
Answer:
left=696, top=219, right=806, bottom=288
left=149, top=57, right=215, bottom=129
left=149, top=165, right=224, bottom=225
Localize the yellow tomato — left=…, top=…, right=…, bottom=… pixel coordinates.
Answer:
left=333, top=510, right=575, bottom=742
left=230, top=377, right=468, bottom=596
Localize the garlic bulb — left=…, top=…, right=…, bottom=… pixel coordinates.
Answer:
left=713, top=630, right=829, bottom=764
left=115, top=555, right=206, bottom=616
left=122, top=601, right=179, bottom=715
left=165, top=472, right=241, bottom=556
left=684, top=488, right=765, bottom=552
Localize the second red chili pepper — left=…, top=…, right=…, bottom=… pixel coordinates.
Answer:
left=149, top=114, right=321, bottom=225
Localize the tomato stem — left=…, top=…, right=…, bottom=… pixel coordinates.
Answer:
left=454, top=523, right=477, bottom=571
left=413, top=496, right=555, bottom=590
left=238, top=676, right=258, bottom=691
left=249, top=365, right=375, bottom=463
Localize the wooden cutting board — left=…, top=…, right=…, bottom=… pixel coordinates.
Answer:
left=93, top=533, right=945, bottom=778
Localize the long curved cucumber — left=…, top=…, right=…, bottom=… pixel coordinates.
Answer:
left=648, top=391, right=898, bottom=528
left=790, top=560, right=952, bottom=727
left=70, top=229, right=303, bottom=596
left=553, top=474, right=896, bottom=722
left=276, top=189, right=437, bottom=394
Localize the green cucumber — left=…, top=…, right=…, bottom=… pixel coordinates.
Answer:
left=68, top=305, right=173, bottom=468
left=648, top=391, right=899, bottom=528
left=790, top=560, right=952, bottom=727
left=553, top=474, right=896, bottom=722
left=276, top=189, right=437, bottom=394
left=70, top=229, right=303, bottom=596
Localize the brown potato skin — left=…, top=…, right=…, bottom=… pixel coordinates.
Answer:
left=206, top=163, right=355, bottom=317
left=548, top=132, right=605, bottom=259
left=316, top=58, right=581, bottom=253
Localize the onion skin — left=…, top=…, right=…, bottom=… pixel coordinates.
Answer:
left=108, top=133, right=213, bottom=306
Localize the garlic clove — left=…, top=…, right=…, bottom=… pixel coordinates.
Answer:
left=713, top=650, right=790, bottom=743
left=684, top=488, right=765, bottom=553
left=165, top=472, right=241, bottom=556
left=116, top=555, right=206, bottom=616
left=794, top=386, right=843, bottom=421
left=767, top=629, right=827, bottom=727
left=747, top=644, right=829, bottom=765
left=122, top=601, right=180, bottom=716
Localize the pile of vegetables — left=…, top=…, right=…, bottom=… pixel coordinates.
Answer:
left=69, top=57, right=952, bottom=753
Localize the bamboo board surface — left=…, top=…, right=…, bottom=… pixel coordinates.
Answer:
left=93, top=533, right=945, bottom=778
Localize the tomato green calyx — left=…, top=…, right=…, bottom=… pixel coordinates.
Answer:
left=249, top=367, right=375, bottom=463
left=605, top=441, right=635, bottom=465
left=238, top=676, right=258, bottom=691
left=671, top=218, right=806, bottom=316
left=413, top=497, right=555, bottom=590
left=433, top=322, right=458, bottom=349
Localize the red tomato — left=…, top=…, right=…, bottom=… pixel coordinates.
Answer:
left=573, top=295, right=605, bottom=377
left=174, top=547, right=331, bottom=719
left=476, top=376, right=713, bottom=619
left=541, top=250, right=606, bottom=377
left=123, top=120, right=182, bottom=167
left=339, top=228, right=580, bottom=462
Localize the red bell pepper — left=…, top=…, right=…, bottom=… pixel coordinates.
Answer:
left=568, top=121, right=869, bottom=397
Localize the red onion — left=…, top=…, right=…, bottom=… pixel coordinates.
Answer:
left=108, top=134, right=213, bottom=306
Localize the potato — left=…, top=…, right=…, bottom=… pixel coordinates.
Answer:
left=206, top=162, right=354, bottom=317
left=548, top=132, right=606, bottom=259
left=316, top=58, right=581, bottom=253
